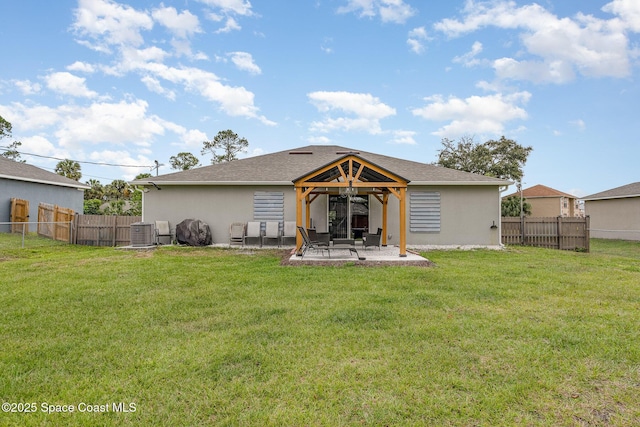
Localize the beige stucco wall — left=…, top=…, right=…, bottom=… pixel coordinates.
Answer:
left=141, top=183, right=504, bottom=246
left=404, top=185, right=502, bottom=246
left=585, top=197, right=640, bottom=240
left=528, top=197, right=561, bottom=217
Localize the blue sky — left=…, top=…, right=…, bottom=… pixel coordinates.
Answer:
left=1, top=0, right=639, bottom=197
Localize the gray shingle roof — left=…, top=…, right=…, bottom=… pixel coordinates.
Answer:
left=131, top=145, right=511, bottom=186
left=0, top=157, right=90, bottom=189
left=583, top=182, right=640, bottom=201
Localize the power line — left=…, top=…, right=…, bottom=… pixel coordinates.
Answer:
left=0, top=147, right=155, bottom=168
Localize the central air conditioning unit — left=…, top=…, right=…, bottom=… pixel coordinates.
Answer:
left=130, top=222, right=154, bottom=246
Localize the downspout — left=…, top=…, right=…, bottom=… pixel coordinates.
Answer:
left=133, top=186, right=147, bottom=222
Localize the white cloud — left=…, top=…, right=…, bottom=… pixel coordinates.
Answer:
left=453, top=41, right=484, bottom=67
left=412, top=91, right=531, bottom=138
left=69, top=0, right=271, bottom=124
left=197, top=0, right=253, bottom=16
left=45, top=72, right=98, bottom=98
left=308, top=91, right=396, bottom=134
left=407, top=27, right=429, bottom=54
left=141, top=76, right=176, bottom=100
left=389, top=130, right=416, bottom=145
left=227, top=52, right=262, bottom=75
left=54, top=100, right=166, bottom=148
left=570, top=119, right=586, bottom=131
left=215, top=17, right=241, bottom=33
left=88, top=149, right=154, bottom=180
left=434, top=0, right=636, bottom=83
left=308, top=136, right=332, bottom=144
left=152, top=6, right=202, bottom=39
left=337, top=0, right=415, bottom=24
left=72, top=0, right=154, bottom=49
left=603, top=0, right=640, bottom=32
left=19, top=135, right=58, bottom=157
left=67, top=61, right=96, bottom=73
left=13, top=80, right=41, bottom=95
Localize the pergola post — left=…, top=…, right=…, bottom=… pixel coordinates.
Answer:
left=382, top=192, right=389, bottom=246
left=399, top=187, right=407, bottom=257
left=296, top=186, right=303, bottom=254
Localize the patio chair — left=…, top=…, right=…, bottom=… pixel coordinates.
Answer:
left=281, top=221, right=297, bottom=246
left=154, top=220, right=173, bottom=245
left=297, top=226, right=329, bottom=259
left=229, top=222, right=245, bottom=246
left=307, top=228, right=331, bottom=246
left=244, top=221, right=262, bottom=247
left=262, top=221, right=281, bottom=247
left=363, top=227, right=382, bottom=250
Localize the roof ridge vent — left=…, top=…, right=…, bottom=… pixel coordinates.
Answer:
left=289, top=151, right=313, bottom=155
left=336, top=151, right=360, bottom=154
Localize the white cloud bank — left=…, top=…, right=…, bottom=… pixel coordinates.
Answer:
left=434, top=0, right=640, bottom=84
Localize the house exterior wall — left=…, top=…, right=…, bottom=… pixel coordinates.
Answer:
left=142, top=185, right=299, bottom=244
left=585, top=197, right=640, bottom=240
left=528, top=197, right=561, bottom=217
left=403, top=185, right=502, bottom=246
left=142, top=184, right=503, bottom=246
left=0, top=178, right=85, bottom=233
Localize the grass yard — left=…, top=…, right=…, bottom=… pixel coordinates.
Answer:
left=1, top=237, right=639, bottom=426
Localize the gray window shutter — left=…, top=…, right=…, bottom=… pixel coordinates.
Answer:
left=410, top=192, right=440, bottom=232
left=253, top=192, right=284, bottom=221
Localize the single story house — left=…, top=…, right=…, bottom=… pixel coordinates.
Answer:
left=131, top=145, right=512, bottom=255
left=583, top=182, right=640, bottom=240
left=504, top=184, right=582, bottom=217
left=0, top=157, right=89, bottom=232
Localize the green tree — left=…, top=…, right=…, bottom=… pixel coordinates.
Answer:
left=169, top=152, right=200, bottom=170
left=55, top=159, right=82, bottom=181
left=0, top=116, right=24, bottom=162
left=201, top=129, right=248, bottom=164
left=501, top=195, right=532, bottom=217
left=0, top=115, right=12, bottom=140
left=104, top=179, right=130, bottom=200
left=83, top=199, right=103, bottom=215
left=129, top=172, right=152, bottom=216
left=436, top=136, right=532, bottom=182
left=84, top=179, right=105, bottom=200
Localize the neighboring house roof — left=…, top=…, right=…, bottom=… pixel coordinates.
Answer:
left=0, top=157, right=90, bottom=190
left=131, top=145, right=511, bottom=186
left=582, top=182, right=640, bottom=201
left=504, top=184, right=577, bottom=199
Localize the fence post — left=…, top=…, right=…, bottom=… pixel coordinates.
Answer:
left=113, top=216, right=117, bottom=247
left=557, top=216, right=562, bottom=249
left=585, top=216, right=590, bottom=253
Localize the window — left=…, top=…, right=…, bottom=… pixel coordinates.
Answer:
left=410, top=191, right=440, bottom=233
left=253, top=191, right=284, bottom=221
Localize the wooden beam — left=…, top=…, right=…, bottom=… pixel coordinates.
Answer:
left=296, top=187, right=303, bottom=254
left=399, top=187, right=407, bottom=257
left=382, top=192, right=388, bottom=246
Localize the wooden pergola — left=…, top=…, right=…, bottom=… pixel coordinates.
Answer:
left=292, top=154, right=410, bottom=257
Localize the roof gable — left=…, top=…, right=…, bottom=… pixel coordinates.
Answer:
left=505, top=184, right=577, bottom=199
left=0, top=157, right=90, bottom=190
left=583, top=182, right=640, bottom=201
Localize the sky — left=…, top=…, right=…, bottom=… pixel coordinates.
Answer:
left=1, top=0, right=639, bottom=197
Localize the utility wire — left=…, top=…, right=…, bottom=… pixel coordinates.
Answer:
left=0, top=147, right=155, bottom=168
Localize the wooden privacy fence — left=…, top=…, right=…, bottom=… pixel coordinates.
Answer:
left=502, top=216, right=590, bottom=252
left=74, top=215, right=141, bottom=246
left=37, top=203, right=75, bottom=242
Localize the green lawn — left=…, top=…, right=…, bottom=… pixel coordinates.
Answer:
left=1, top=238, right=639, bottom=426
